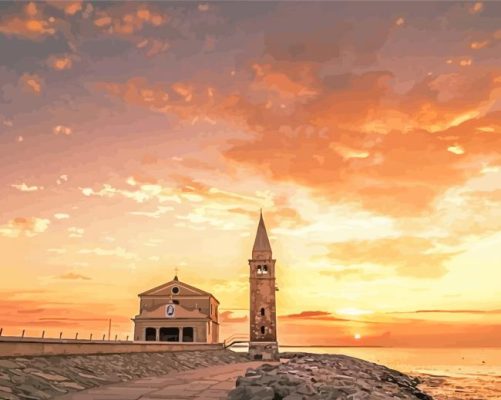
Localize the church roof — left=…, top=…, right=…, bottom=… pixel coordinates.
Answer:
left=138, top=277, right=219, bottom=303
left=252, top=211, right=272, bottom=255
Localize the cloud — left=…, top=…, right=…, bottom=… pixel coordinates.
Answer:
left=78, top=247, right=137, bottom=260
left=53, top=213, right=70, bottom=220
left=279, top=310, right=379, bottom=324
left=322, top=237, right=458, bottom=278
left=0, top=217, right=50, bottom=238
left=389, top=309, right=501, bottom=315
left=20, top=73, right=43, bottom=94
left=469, top=2, right=484, bottom=15
left=68, top=226, right=84, bottom=238
left=47, top=55, right=74, bottom=71
left=262, top=4, right=392, bottom=64
left=57, top=272, right=91, bottom=281
left=319, top=267, right=381, bottom=281
left=47, top=248, right=66, bottom=254
left=99, top=65, right=499, bottom=218
left=136, top=38, right=170, bottom=57
left=219, top=311, right=247, bottom=323
left=17, top=308, right=45, bottom=314
left=53, top=125, right=72, bottom=135
left=81, top=182, right=181, bottom=204
left=56, top=174, right=69, bottom=185
left=11, top=183, right=43, bottom=192
left=92, top=5, right=167, bottom=36
left=0, top=2, right=56, bottom=40
left=129, top=206, right=173, bottom=218
left=281, top=311, right=332, bottom=319
left=46, top=1, right=83, bottom=16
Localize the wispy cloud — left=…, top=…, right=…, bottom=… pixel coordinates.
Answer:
left=11, top=183, right=43, bottom=192
left=0, top=217, right=50, bottom=238
left=68, top=227, right=84, bottom=238
left=57, top=272, right=91, bottom=281
left=78, top=247, right=137, bottom=260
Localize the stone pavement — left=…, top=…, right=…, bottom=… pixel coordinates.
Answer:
left=54, top=361, right=278, bottom=400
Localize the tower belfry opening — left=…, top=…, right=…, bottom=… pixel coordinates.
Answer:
left=248, top=211, right=279, bottom=360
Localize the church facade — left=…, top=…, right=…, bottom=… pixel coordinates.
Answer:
left=132, top=276, right=219, bottom=343
left=248, top=212, right=280, bottom=360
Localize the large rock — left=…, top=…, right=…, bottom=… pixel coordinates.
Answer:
left=227, top=352, right=434, bottom=400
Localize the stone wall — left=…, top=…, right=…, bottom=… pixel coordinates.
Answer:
left=0, top=349, right=249, bottom=400
left=0, top=337, right=223, bottom=357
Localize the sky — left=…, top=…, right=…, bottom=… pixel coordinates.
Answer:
left=0, top=1, right=500, bottom=347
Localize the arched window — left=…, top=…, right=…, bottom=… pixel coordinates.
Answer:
left=260, top=308, right=265, bottom=316
left=260, top=326, right=266, bottom=334
left=262, top=265, right=268, bottom=274
left=257, top=265, right=262, bottom=274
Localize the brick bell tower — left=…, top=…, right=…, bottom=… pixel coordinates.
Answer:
left=248, top=211, right=279, bottom=360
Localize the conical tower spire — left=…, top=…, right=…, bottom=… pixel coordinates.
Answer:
left=252, top=210, right=272, bottom=258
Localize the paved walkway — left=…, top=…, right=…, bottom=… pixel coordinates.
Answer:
left=54, top=361, right=278, bottom=400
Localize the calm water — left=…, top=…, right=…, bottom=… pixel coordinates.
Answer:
left=234, top=346, right=501, bottom=399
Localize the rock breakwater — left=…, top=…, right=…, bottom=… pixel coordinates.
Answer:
left=0, top=349, right=248, bottom=400
left=228, top=352, right=434, bottom=400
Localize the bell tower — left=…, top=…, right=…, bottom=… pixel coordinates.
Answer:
left=248, top=211, right=279, bottom=360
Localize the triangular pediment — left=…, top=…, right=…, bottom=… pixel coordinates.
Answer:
left=139, top=279, right=211, bottom=297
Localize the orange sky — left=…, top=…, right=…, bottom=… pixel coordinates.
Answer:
left=0, top=1, right=500, bottom=347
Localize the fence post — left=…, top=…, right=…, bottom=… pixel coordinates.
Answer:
left=102, top=334, right=106, bottom=341
left=75, top=332, right=78, bottom=340
left=41, top=330, right=45, bottom=339
left=90, top=333, right=93, bottom=341
left=114, top=334, right=117, bottom=341
left=126, top=335, right=129, bottom=341
left=0, top=328, right=3, bottom=336
left=21, top=329, right=25, bottom=338
left=59, top=331, right=63, bottom=339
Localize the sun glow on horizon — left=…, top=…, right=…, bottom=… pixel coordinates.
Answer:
left=337, top=308, right=374, bottom=316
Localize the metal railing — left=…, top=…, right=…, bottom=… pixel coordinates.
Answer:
left=0, top=328, right=130, bottom=342
left=223, top=333, right=249, bottom=349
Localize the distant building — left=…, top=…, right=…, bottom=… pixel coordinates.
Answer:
left=132, top=276, right=219, bottom=343
left=248, top=211, right=279, bottom=360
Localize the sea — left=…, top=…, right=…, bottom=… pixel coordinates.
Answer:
left=233, top=346, right=501, bottom=399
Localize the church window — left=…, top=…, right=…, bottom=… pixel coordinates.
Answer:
left=260, top=326, right=266, bottom=334
left=262, top=265, right=268, bottom=274
left=257, top=265, right=262, bottom=274
left=171, top=286, right=180, bottom=294
left=260, top=308, right=265, bottom=316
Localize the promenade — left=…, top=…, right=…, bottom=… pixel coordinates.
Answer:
left=54, top=361, right=276, bottom=400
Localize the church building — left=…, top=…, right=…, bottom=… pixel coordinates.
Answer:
left=248, top=211, right=280, bottom=360
left=132, top=276, right=219, bottom=343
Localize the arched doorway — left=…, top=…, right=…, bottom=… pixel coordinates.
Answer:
left=159, top=327, right=179, bottom=342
